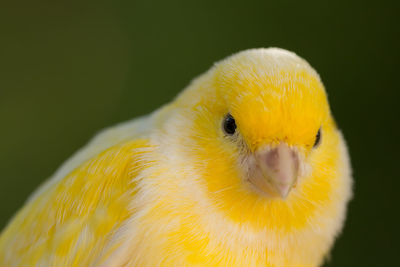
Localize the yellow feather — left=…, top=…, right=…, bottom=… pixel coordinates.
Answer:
left=0, top=139, right=151, bottom=266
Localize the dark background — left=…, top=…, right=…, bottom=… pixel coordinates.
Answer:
left=1, top=1, right=399, bottom=265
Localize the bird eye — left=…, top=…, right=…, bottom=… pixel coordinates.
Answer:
left=223, top=114, right=236, bottom=135
left=313, top=128, right=322, bottom=148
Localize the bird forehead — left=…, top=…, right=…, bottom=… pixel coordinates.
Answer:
left=232, top=70, right=326, bottom=109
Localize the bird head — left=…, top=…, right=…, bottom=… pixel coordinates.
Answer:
left=171, top=48, right=348, bottom=230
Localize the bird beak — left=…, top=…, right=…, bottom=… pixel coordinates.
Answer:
left=250, top=143, right=299, bottom=199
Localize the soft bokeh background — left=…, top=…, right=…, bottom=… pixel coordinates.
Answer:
left=1, top=0, right=399, bottom=265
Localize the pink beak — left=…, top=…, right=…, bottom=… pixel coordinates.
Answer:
left=251, top=143, right=299, bottom=199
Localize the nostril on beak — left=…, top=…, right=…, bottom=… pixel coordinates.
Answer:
left=265, top=148, right=280, bottom=171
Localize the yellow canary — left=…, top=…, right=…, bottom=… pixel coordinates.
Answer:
left=0, top=48, right=352, bottom=266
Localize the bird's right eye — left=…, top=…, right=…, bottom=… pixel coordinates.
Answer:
left=313, top=128, right=322, bottom=148
left=223, top=114, right=236, bottom=135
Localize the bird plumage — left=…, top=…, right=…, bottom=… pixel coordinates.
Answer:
left=0, top=48, right=352, bottom=266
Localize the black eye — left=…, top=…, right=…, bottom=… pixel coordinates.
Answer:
left=313, top=128, right=322, bottom=148
left=223, top=114, right=236, bottom=135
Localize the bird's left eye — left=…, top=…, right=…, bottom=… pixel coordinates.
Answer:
left=313, top=128, right=322, bottom=148
left=223, top=114, right=236, bottom=135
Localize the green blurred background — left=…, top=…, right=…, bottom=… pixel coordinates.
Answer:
left=1, top=0, right=399, bottom=265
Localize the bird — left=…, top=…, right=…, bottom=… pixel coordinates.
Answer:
left=0, top=48, right=352, bottom=266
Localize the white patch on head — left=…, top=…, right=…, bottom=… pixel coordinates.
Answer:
left=217, top=48, right=321, bottom=84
